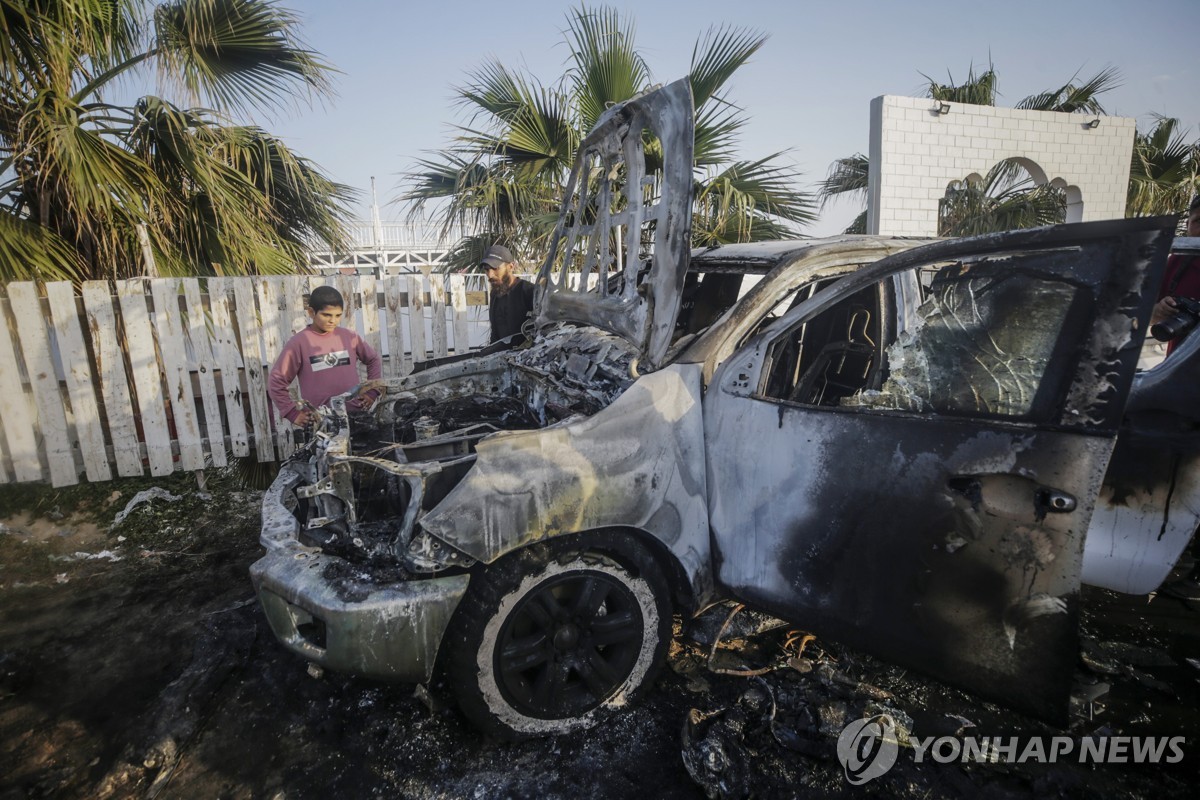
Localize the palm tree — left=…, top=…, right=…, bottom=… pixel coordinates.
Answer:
left=403, top=5, right=816, bottom=270
left=815, top=154, right=869, bottom=234
left=938, top=160, right=1066, bottom=237
left=817, top=65, right=1121, bottom=235
left=0, top=0, right=355, bottom=282
left=924, top=64, right=999, bottom=106
left=1126, top=115, right=1199, bottom=224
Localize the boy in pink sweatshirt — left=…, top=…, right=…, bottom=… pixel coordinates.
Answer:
left=268, top=286, right=382, bottom=426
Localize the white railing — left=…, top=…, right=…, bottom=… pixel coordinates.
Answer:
left=343, top=222, right=472, bottom=250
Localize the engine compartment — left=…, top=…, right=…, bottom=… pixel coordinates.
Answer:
left=292, top=325, right=641, bottom=574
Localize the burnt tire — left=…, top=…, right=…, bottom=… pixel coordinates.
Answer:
left=442, top=538, right=671, bottom=739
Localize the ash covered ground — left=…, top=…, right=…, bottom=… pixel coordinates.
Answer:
left=1, top=473, right=1197, bottom=799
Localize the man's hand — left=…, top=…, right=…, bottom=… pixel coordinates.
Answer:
left=1151, top=296, right=1179, bottom=327
left=292, top=409, right=313, bottom=427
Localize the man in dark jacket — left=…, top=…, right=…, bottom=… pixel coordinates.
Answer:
left=482, top=244, right=536, bottom=343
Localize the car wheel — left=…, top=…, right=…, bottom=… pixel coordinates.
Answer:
left=442, top=538, right=671, bottom=738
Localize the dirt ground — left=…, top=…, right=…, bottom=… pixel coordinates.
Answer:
left=1, top=472, right=1198, bottom=800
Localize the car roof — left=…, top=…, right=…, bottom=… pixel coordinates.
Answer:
left=687, top=235, right=936, bottom=274
left=686, top=232, right=1198, bottom=275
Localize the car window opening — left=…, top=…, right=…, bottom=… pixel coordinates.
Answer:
left=760, top=256, right=1086, bottom=420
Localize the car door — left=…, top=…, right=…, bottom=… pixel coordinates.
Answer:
left=704, top=217, right=1175, bottom=723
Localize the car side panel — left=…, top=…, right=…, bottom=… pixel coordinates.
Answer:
left=418, top=364, right=714, bottom=601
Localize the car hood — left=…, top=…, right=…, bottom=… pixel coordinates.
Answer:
left=534, top=78, right=695, bottom=371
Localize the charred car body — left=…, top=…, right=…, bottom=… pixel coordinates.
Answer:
left=252, top=79, right=1197, bottom=737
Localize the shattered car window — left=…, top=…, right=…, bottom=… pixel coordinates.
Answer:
left=845, top=259, right=1080, bottom=417
left=761, top=254, right=1087, bottom=419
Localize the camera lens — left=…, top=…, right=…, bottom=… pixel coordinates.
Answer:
left=1151, top=310, right=1200, bottom=342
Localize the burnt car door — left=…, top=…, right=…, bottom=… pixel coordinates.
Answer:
left=704, top=217, right=1176, bottom=722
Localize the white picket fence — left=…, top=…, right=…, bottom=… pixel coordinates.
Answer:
left=0, top=273, right=492, bottom=487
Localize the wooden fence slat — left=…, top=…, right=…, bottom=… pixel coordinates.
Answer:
left=46, top=283, right=112, bottom=482
left=208, top=278, right=249, bottom=457
left=450, top=275, right=470, bottom=354
left=257, top=277, right=284, bottom=365
left=257, top=277, right=291, bottom=459
left=150, top=279, right=205, bottom=471
left=280, top=276, right=307, bottom=342
left=82, top=283, right=143, bottom=477
left=182, top=279, right=227, bottom=468
left=384, top=275, right=408, bottom=377
left=278, top=276, right=307, bottom=458
left=0, top=296, right=44, bottom=482
left=334, top=274, right=359, bottom=335
left=429, top=273, right=448, bottom=358
left=233, top=280, right=275, bottom=462
left=8, top=283, right=77, bottom=486
left=407, top=274, right=427, bottom=364
left=118, top=280, right=174, bottom=476
left=359, top=274, right=381, bottom=379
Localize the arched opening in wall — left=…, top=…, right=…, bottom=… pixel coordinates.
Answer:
left=937, top=157, right=1066, bottom=237
left=1060, top=182, right=1084, bottom=224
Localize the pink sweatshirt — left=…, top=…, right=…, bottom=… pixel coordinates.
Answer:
left=268, top=326, right=382, bottom=422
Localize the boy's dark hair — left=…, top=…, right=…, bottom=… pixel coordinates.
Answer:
left=309, top=285, right=344, bottom=311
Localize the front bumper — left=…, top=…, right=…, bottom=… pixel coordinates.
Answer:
left=251, top=464, right=469, bottom=683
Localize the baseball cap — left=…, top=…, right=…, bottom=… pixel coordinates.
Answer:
left=480, top=244, right=515, bottom=269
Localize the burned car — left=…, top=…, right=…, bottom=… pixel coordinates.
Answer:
left=252, top=79, right=1197, bottom=737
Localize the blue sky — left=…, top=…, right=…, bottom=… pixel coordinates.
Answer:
left=267, top=0, right=1200, bottom=236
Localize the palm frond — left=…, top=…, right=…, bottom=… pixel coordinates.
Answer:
left=2, top=0, right=142, bottom=89
left=117, top=96, right=353, bottom=275
left=17, top=88, right=163, bottom=269
left=152, top=0, right=332, bottom=115
left=938, top=160, right=1065, bottom=236
left=693, top=101, right=744, bottom=167
left=457, top=59, right=529, bottom=126
left=693, top=155, right=816, bottom=244
left=842, top=210, right=867, bottom=235
left=0, top=210, right=87, bottom=281
left=1016, top=66, right=1119, bottom=114
left=816, top=153, right=869, bottom=208
left=498, top=87, right=579, bottom=176
left=456, top=66, right=578, bottom=182
left=688, top=25, right=766, bottom=109
left=922, top=64, right=998, bottom=106
left=1127, top=115, right=1199, bottom=217
left=404, top=153, right=475, bottom=207
left=563, top=5, right=650, bottom=132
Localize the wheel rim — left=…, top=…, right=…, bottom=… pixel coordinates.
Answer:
left=493, top=568, right=645, bottom=719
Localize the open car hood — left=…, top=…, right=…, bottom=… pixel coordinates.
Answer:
left=534, top=78, right=695, bottom=370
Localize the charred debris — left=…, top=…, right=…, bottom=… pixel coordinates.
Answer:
left=289, top=325, right=640, bottom=586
